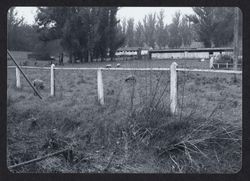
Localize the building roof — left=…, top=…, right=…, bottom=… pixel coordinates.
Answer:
left=117, top=47, right=149, bottom=51
left=149, top=47, right=234, bottom=53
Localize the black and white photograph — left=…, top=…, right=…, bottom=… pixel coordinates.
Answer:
left=7, top=6, right=242, bottom=173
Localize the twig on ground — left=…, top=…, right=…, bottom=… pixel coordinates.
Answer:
left=169, top=154, right=182, bottom=173
left=103, top=151, right=116, bottom=172
left=8, top=148, right=70, bottom=169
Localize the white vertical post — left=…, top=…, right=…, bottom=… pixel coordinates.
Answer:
left=209, top=56, right=214, bottom=69
left=185, top=51, right=189, bottom=59
left=226, top=63, right=228, bottom=69
left=16, top=67, right=21, bottom=88
left=50, top=64, right=55, bottom=96
left=170, top=62, right=178, bottom=115
left=97, top=68, right=104, bottom=105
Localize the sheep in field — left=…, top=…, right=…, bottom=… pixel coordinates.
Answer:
left=125, top=75, right=136, bottom=84
left=106, top=64, right=112, bottom=68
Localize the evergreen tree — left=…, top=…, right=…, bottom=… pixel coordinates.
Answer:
left=107, top=7, right=125, bottom=61
left=36, top=7, right=125, bottom=63
left=186, top=7, right=237, bottom=48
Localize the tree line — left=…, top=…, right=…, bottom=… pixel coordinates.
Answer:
left=121, top=10, right=192, bottom=49
left=121, top=7, right=242, bottom=49
left=36, top=7, right=125, bottom=62
left=7, top=7, right=242, bottom=63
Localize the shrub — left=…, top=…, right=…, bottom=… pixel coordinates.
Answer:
left=22, top=61, right=29, bottom=66
left=215, top=54, right=233, bottom=64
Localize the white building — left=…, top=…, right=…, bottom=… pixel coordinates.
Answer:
left=149, top=48, right=234, bottom=60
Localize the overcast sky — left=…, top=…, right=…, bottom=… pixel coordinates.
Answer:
left=14, top=7, right=194, bottom=25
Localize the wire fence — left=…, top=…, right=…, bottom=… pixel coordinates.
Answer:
left=7, top=64, right=242, bottom=115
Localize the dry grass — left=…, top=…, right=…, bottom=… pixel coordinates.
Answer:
left=7, top=58, right=242, bottom=173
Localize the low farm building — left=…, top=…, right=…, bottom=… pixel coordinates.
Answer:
left=149, top=48, right=233, bottom=60
left=115, top=47, right=149, bottom=57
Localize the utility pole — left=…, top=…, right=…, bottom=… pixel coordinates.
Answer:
left=233, top=7, right=239, bottom=70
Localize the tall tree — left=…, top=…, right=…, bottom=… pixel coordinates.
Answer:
left=94, top=8, right=110, bottom=61
left=156, top=9, right=168, bottom=49
left=168, top=12, right=182, bottom=48
left=126, top=18, right=135, bottom=47
left=187, top=7, right=216, bottom=47
left=7, top=7, right=25, bottom=50
left=36, top=7, right=76, bottom=62
left=134, top=21, right=145, bottom=47
left=186, top=7, right=236, bottom=48
left=36, top=7, right=125, bottom=63
left=212, top=7, right=235, bottom=47
left=179, top=16, right=193, bottom=47
left=78, top=7, right=101, bottom=62
left=143, top=13, right=157, bottom=48
left=107, top=7, right=125, bottom=61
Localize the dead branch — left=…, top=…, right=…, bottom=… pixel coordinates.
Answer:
left=8, top=148, right=70, bottom=169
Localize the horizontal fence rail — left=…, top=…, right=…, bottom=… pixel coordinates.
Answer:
left=8, top=66, right=242, bottom=74
left=176, top=68, right=242, bottom=74
left=213, top=63, right=242, bottom=66
left=8, top=66, right=51, bottom=70
left=56, top=67, right=170, bottom=71
left=8, top=63, right=242, bottom=115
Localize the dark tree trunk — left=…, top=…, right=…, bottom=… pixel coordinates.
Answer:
left=69, top=52, right=73, bottom=63
left=73, top=55, right=76, bottom=63
left=88, top=51, right=91, bottom=62
left=80, top=54, right=83, bottom=63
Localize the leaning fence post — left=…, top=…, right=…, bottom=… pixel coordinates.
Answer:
left=16, top=67, right=21, bottom=88
left=50, top=64, right=55, bottom=96
left=170, top=62, right=178, bottom=115
left=97, top=68, right=104, bottom=105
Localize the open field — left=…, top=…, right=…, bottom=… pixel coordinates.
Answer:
left=7, top=57, right=242, bottom=173
left=8, top=50, right=212, bottom=69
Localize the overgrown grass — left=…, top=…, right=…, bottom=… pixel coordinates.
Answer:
left=7, top=60, right=242, bottom=173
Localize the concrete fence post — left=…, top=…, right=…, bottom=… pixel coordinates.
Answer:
left=50, top=64, right=55, bottom=96
left=97, top=68, right=104, bottom=105
left=209, top=56, right=214, bottom=69
left=16, top=67, right=21, bottom=88
left=170, top=62, right=178, bottom=115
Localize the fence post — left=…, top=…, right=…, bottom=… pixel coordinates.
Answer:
left=226, top=63, right=228, bottom=69
left=170, top=62, right=178, bottom=115
left=50, top=64, right=55, bottom=96
left=16, top=67, right=21, bottom=88
left=97, top=68, right=104, bottom=105
left=209, top=56, right=214, bottom=69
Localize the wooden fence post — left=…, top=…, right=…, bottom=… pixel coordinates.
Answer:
left=50, top=64, right=55, bottom=96
left=170, top=62, right=178, bottom=115
left=97, top=68, right=104, bottom=105
left=16, top=67, right=21, bottom=88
